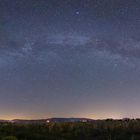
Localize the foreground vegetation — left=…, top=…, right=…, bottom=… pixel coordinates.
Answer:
left=0, top=119, right=140, bottom=140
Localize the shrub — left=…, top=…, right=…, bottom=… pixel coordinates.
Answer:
left=2, top=136, right=18, bottom=140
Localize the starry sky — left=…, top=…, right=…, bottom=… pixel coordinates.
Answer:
left=1, top=0, right=140, bottom=119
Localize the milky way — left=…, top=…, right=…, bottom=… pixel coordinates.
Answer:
left=0, top=0, right=140, bottom=119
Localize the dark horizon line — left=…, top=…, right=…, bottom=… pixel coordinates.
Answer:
left=0, top=117, right=139, bottom=121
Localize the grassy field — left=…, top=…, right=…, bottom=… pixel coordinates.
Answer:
left=0, top=119, right=140, bottom=140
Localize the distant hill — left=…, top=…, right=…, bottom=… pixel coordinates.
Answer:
left=46, top=118, right=94, bottom=123
left=0, top=120, right=9, bottom=123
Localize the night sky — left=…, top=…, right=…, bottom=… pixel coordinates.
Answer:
left=1, top=0, right=140, bottom=119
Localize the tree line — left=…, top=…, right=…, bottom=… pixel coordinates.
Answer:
left=0, top=119, right=140, bottom=140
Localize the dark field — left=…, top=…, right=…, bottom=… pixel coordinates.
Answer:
left=0, top=119, right=140, bottom=140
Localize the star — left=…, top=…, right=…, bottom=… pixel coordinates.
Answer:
left=75, top=11, right=80, bottom=15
